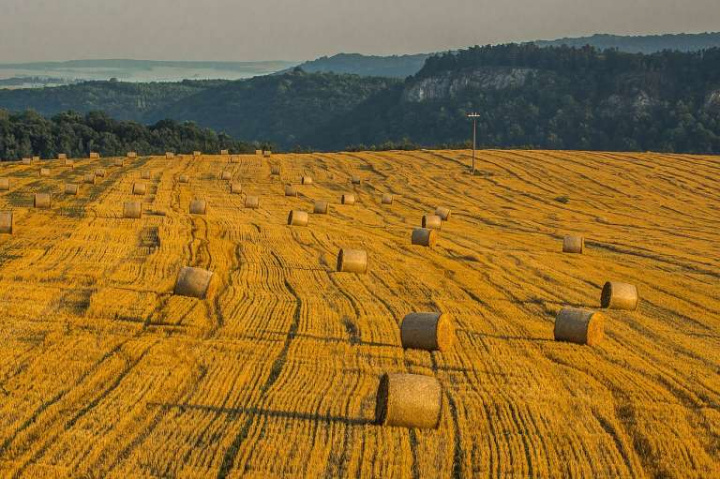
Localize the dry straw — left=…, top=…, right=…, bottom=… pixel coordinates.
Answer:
left=313, top=200, right=329, bottom=214
left=127, top=152, right=138, bottom=158
left=245, top=196, right=260, bottom=209
left=0, top=211, right=13, bottom=234
left=255, top=149, right=263, bottom=156
left=230, top=156, right=240, bottom=163
left=221, top=171, right=232, bottom=181
left=189, top=199, right=208, bottom=215
left=0, top=178, right=9, bottom=190
left=132, top=182, right=147, bottom=195
left=221, top=149, right=229, bottom=155
left=21, top=158, right=32, bottom=165
left=166, top=152, right=175, bottom=159
left=285, top=185, right=298, bottom=197
left=114, top=159, right=125, bottom=167
left=39, top=168, right=50, bottom=177
left=89, top=152, right=100, bottom=159
left=95, top=168, right=107, bottom=177
left=271, top=166, right=281, bottom=175
left=287, top=210, right=309, bottom=227
left=301, top=176, right=313, bottom=185
left=58, top=153, right=67, bottom=160
left=174, top=266, right=214, bottom=299
left=64, top=159, right=74, bottom=168
left=600, top=282, right=638, bottom=310
left=34, top=193, right=51, bottom=209
left=193, top=151, right=202, bottom=157
left=375, top=373, right=441, bottom=429
left=64, top=184, right=79, bottom=196
left=84, top=174, right=96, bottom=185
left=32, top=156, right=40, bottom=162
left=178, top=175, right=190, bottom=183
left=554, top=307, right=605, bottom=345
left=230, top=182, right=243, bottom=194
left=422, top=215, right=442, bottom=230
left=563, top=235, right=584, bottom=254
left=351, top=176, right=362, bottom=185
left=341, top=194, right=356, bottom=205
left=123, top=201, right=143, bottom=219
left=141, top=170, right=151, bottom=180
left=400, top=312, right=453, bottom=351
left=337, top=249, right=367, bottom=273
left=263, top=150, right=272, bottom=158
left=381, top=193, right=394, bottom=205
left=435, top=207, right=451, bottom=221
left=411, top=228, right=437, bottom=247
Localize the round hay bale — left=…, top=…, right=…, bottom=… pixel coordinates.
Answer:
left=21, top=158, right=32, bottom=165
left=58, top=153, right=67, bottom=160
left=39, top=168, right=50, bottom=177
left=123, top=201, right=143, bottom=219
left=64, top=159, right=75, bottom=169
left=189, top=199, right=208, bottom=215
left=263, top=150, right=272, bottom=158
left=178, top=175, right=190, bottom=183
left=351, top=176, right=362, bottom=185
left=89, top=152, right=100, bottom=159
left=313, top=200, right=329, bottom=215
left=127, top=152, right=138, bottom=158
left=255, top=150, right=263, bottom=156
left=301, top=176, right=313, bottom=185
left=132, top=182, right=147, bottom=195
left=435, top=207, right=451, bottom=221
left=411, top=228, right=437, bottom=247
left=600, top=282, right=638, bottom=310
left=174, top=266, right=214, bottom=299
left=32, top=156, right=40, bottom=162
left=34, top=193, right=51, bottom=209
left=193, top=151, right=202, bottom=158
left=166, top=152, right=175, bottom=159
left=375, top=373, right=441, bottom=429
left=221, top=149, right=229, bottom=156
left=95, top=168, right=106, bottom=178
left=245, top=196, right=260, bottom=209
left=381, top=193, right=394, bottom=205
left=114, top=159, right=124, bottom=167
left=285, top=185, right=298, bottom=197
left=400, top=312, right=453, bottom=351
left=563, top=235, right=584, bottom=254
left=141, top=170, right=151, bottom=180
left=84, top=174, right=97, bottom=185
left=0, top=178, right=10, bottom=191
left=221, top=171, right=232, bottom=181
left=230, top=156, right=240, bottom=163
left=0, top=211, right=13, bottom=234
left=271, top=166, right=281, bottom=175
left=230, top=182, right=243, bottom=194
left=341, top=194, right=356, bottom=205
left=336, top=249, right=367, bottom=274
left=288, top=210, right=309, bottom=227
left=554, top=307, right=605, bottom=345
left=422, top=215, right=442, bottom=230
left=64, top=183, right=79, bottom=196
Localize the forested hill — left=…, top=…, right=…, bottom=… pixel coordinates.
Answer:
left=291, top=53, right=430, bottom=78
left=534, top=32, right=720, bottom=54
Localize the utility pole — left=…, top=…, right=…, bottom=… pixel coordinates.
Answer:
left=468, top=113, right=480, bottom=174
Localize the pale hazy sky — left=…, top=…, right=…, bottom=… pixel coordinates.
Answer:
left=0, top=0, right=718, bottom=62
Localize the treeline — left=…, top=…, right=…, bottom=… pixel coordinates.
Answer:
left=0, top=110, right=255, bottom=160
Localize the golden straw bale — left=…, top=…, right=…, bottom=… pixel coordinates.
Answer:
left=21, top=158, right=32, bottom=165
left=34, top=193, right=51, bottom=209
left=132, top=182, right=147, bottom=195
left=64, top=184, right=79, bottom=196
left=336, top=249, right=367, bottom=273
left=0, top=211, right=13, bottom=234
left=221, top=171, right=232, bottom=180
left=221, top=149, right=229, bottom=155
left=114, top=159, right=125, bottom=167
left=435, top=206, right=451, bottom=221
left=32, top=156, right=40, bottom=162
left=285, top=185, right=298, bottom=197
left=84, top=174, right=96, bottom=185
left=189, top=199, right=208, bottom=215
left=178, top=175, right=190, bottom=183
left=400, top=312, right=453, bottom=351
left=313, top=200, right=329, bottom=214
left=341, top=194, right=355, bottom=205
left=58, top=153, right=67, bottom=160
left=123, top=201, right=143, bottom=219
left=230, top=156, right=240, bottom=163
left=375, top=373, right=441, bottom=429
left=422, top=215, right=442, bottom=230
left=0, top=178, right=10, bottom=190
left=230, top=182, right=242, bottom=194
left=263, top=150, right=272, bottom=157
left=554, top=307, right=605, bottom=345
left=127, top=152, right=137, bottom=158
left=411, top=228, right=437, bottom=247
left=301, top=176, right=313, bottom=185
left=381, top=193, right=394, bottom=205
left=255, top=150, right=263, bottom=156
left=95, top=168, right=106, bottom=177
left=193, top=151, right=202, bottom=157
left=141, top=170, right=151, bottom=180
left=287, top=210, right=309, bottom=226
left=351, top=176, right=362, bottom=185
left=166, top=152, right=175, bottom=159
left=39, top=168, right=50, bottom=177
left=563, top=235, right=584, bottom=254
left=601, top=282, right=639, bottom=310
left=174, top=266, right=214, bottom=299
left=89, top=152, right=100, bottom=159
left=64, top=159, right=74, bottom=168
left=245, top=196, right=260, bottom=209
left=271, top=166, right=281, bottom=175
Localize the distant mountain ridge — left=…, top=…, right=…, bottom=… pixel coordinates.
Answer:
left=533, top=32, right=720, bottom=54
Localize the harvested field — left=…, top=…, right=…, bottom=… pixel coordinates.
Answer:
left=0, top=149, right=718, bottom=478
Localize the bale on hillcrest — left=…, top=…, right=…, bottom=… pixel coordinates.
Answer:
left=132, top=183, right=147, bottom=195
left=313, top=200, right=329, bottom=214
left=34, top=193, right=51, bottom=209
left=174, top=266, right=214, bottom=299
left=21, top=158, right=32, bottom=165
left=221, top=149, right=229, bottom=155
left=141, top=170, right=151, bottom=180
left=435, top=207, right=451, bottom=221
left=95, top=168, right=106, bottom=177
left=271, top=166, right=281, bottom=175
left=563, top=236, right=584, bottom=254
left=58, top=153, right=67, bottom=160
left=341, top=194, right=355, bottom=205
left=84, top=174, right=96, bottom=185
left=245, top=196, right=260, bottom=209
left=33, top=156, right=40, bottom=162
left=381, top=193, right=394, bottom=205
left=189, top=199, right=207, bottom=215
left=166, top=152, right=175, bottom=159
left=422, top=215, right=442, bottom=230
left=64, top=159, right=74, bottom=168
left=411, top=228, right=437, bottom=247
left=64, top=184, right=79, bottom=196
left=0, top=178, right=9, bottom=190
left=288, top=210, right=309, bottom=227
left=400, top=312, right=453, bottom=351
left=554, top=307, right=605, bottom=345
left=0, top=211, right=13, bottom=234
left=193, top=151, right=202, bottom=157
left=601, top=282, right=638, bottom=310
left=221, top=171, right=232, bottom=180
left=114, top=159, right=125, bottom=167
left=375, top=373, right=441, bottom=429
left=39, top=168, right=50, bottom=177
left=123, top=201, right=142, bottom=219
left=127, top=152, right=138, bottom=158
left=285, top=185, right=298, bottom=197
left=337, top=249, right=367, bottom=274
left=90, top=152, right=100, bottom=159
left=301, top=176, right=313, bottom=185
left=230, top=182, right=242, bottom=194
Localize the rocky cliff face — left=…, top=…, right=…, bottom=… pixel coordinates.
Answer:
left=402, top=67, right=536, bottom=102
left=705, top=90, right=720, bottom=112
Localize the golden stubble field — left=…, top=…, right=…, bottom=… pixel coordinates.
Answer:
left=0, top=149, right=718, bottom=478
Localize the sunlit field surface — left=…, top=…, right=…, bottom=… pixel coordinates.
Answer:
left=0, top=150, right=718, bottom=478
